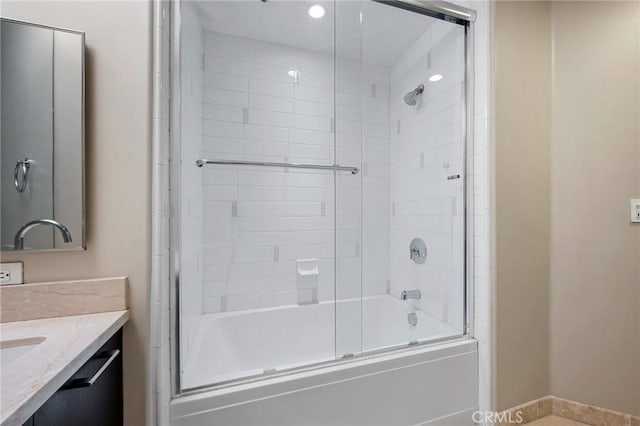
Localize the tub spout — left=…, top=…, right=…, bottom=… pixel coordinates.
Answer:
left=400, top=289, right=421, bottom=300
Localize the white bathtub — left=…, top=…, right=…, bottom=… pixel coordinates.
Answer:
left=182, top=295, right=461, bottom=389
left=173, top=295, right=478, bottom=425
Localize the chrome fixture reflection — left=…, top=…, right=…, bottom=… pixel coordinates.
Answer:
left=409, top=237, right=427, bottom=264
left=287, top=69, right=300, bottom=84
left=14, top=158, right=33, bottom=193
left=403, top=84, right=424, bottom=106
left=401, top=289, right=422, bottom=300
left=14, top=219, right=72, bottom=250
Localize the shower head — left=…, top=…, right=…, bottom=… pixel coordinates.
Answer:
left=403, top=84, right=424, bottom=107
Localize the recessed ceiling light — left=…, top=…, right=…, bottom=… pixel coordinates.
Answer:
left=308, top=4, right=325, bottom=19
left=429, top=74, right=443, bottom=82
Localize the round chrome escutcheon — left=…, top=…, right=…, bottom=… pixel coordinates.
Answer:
left=408, top=312, right=418, bottom=327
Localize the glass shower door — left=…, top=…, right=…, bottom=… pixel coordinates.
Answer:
left=177, top=0, right=343, bottom=389
left=334, top=0, right=364, bottom=359
left=349, top=1, right=468, bottom=353
left=174, top=0, right=469, bottom=393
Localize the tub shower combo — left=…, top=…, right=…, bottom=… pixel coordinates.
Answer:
left=170, top=1, right=478, bottom=424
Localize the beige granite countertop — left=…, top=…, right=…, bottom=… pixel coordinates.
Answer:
left=0, top=310, right=129, bottom=425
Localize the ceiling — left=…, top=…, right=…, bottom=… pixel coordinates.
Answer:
left=194, top=0, right=433, bottom=67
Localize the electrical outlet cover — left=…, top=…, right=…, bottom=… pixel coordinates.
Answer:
left=0, top=262, right=23, bottom=285
left=631, top=199, right=640, bottom=223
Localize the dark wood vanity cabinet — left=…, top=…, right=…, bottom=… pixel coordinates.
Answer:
left=23, top=329, right=123, bottom=426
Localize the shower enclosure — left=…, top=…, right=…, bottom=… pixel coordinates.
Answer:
left=171, top=0, right=472, bottom=395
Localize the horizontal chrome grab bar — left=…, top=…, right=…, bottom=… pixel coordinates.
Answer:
left=196, top=159, right=360, bottom=175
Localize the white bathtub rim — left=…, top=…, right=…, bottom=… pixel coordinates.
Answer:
left=200, top=294, right=425, bottom=320
left=171, top=336, right=477, bottom=419
left=181, top=293, right=461, bottom=390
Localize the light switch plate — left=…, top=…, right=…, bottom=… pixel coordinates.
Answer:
left=0, top=262, right=23, bottom=285
left=631, top=199, right=640, bottom=223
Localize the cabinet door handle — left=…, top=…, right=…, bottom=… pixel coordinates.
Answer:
left=60, top=349, right=120, bottom=390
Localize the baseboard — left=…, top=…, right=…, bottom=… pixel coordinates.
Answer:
left=497, top=396, right=640, bottom=426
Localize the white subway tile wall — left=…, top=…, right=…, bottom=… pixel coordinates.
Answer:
left=389, top=23, right=467, bottom=331
left=465, top=0, right=494, bottom=413
left=199, top=31, right=391, bottom=313
left=150, top=1, right=172, bottom=423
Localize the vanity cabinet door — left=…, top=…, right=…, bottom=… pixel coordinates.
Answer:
left=31, top=329, right=123, bottom=426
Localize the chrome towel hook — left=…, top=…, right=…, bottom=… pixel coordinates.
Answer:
left=14, top=158, right=33, bottom=193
